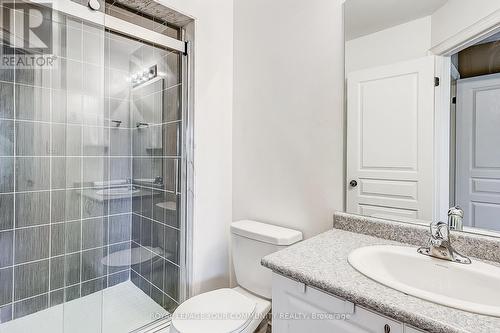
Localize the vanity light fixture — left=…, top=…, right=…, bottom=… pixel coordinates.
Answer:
left=131, top=65, right=158, bottom=87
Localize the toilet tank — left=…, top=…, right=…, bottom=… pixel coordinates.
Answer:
left=231, top=220, right=302, bottom=299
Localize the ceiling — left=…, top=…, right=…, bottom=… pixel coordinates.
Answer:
left=345, top=0, right=448, bottom=40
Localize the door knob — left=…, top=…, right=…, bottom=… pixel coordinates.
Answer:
left=349, top=180, right=358, bottom=187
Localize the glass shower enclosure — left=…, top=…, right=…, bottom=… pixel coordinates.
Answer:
left=0, top=1, right=190, bottom=332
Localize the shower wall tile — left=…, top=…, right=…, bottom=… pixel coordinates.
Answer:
left=0, top=268, right=13, bottom=306
left=66, top=25, right=83, bottom=61
left=0, top=120, right=14, bottom=156
left=83, top=157, right=109, bottom=185
left=51, top=90, right=68, bottom=123
left=52, top=124, right=82, bottom=156
left=67, top=92, right=83, bottom=124
left=65, top=285, right=81, bottom=302
left=65, top=254, right=82, bottom=286
left=108, top=214, right=131, bottom=244
left=0, top=194, right=14, bottom=230
left=51, top=190, right=81, bottom=223
left=82, top=247, right=107, bottom=281
left=151, top=222, right=164, bottom=250
left=151, top=257, right=164, bottom=291
left=110, top=128, right=131, bottom=156
left=82, top=195, right=108, bottom=219
left=66, top=60, right=83, bottom=91
left=83, top=64, right=104, bottom=96
left=15, top=85, right=51, bottom=122
left=83, top=127, right=108, bottom=156
left=14, top=260, right=49, bottom=301
left=164, top=227, right=179, bottom=265
left=152, top=192, right=179, bottom=228
left=109, top=157, right=131, bottom=180
left=0, top=158, right=14, bottom=193
left=50, top=254, right=81, bottom=290
left=107, top=242, right=130, bottom=274
left=108, top=270, right=129, bottom=287
left=131, top=214, right=140, bottom=243
left=14, top=226, right=50, bottom=264
left=165, top=85, right=181, bottom=122
left=0, top=231, right=13, bottom=268
left=107, top=98, right=130, bottom=128
left=15, top=157, right=50, bottom=191
left=0, top=82, right=14, bottom=119
left=164, top=260, right=179, bottom=302
left=49, top=290, right=64, bottom=307
left=109, top=197, right=132, bottom=215
left=13, top=294, right=48, bottom=319
left=82, top=277, right=106, bottom=297
left=15, top=191, right=50, bottom=227
left=15, top=121, right=50, bottom=156
left=51, top=157, right=82, bottom=189
left=161, top=122, right=180, bottom=157
left=82, top=217, right=108, bottom=250
left=50, top=221, right=81, bottom=256
left=49, top=257, right=65, bottom=290
left=0, top=304, right=12, bottom=323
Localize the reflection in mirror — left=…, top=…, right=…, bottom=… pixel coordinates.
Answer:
left=344, top=0, right=500, bottom=235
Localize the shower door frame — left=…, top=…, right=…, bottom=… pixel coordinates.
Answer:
left=22, top=0, right=194, bottom=324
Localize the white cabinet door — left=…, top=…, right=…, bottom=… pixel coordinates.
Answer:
left=404, top=325, right=426, bottom=333
left=346, top=57, right=435, bottom=221
left=456, top=73, right=500, bottom=231
left=272, top=274, right=403, bottom=333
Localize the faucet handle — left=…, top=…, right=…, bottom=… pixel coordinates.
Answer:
left=429, top=221, right=449, bottom=246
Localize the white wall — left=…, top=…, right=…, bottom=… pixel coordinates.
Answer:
left=233, top=0, right=345, bottom=241
left=346, top=16, right=432, bottom=73
left=431, top=0, right=500, bottom=48
left=158, top=0, right=233, bottom=296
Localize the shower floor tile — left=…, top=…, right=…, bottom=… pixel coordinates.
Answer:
left=0, top=281, right=169, bottom=333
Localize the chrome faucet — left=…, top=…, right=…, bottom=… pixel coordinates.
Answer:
left=417, top=221, right=471, bottom=264
left=448, top=206, right=464, bottom=231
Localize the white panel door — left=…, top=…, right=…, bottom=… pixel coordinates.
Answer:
left=347, top=57, right=435, bottom=221
left=456, top=73, right=500, bottom=231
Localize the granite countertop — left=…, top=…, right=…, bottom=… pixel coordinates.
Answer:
left=261, top=228, right=500, bottom=333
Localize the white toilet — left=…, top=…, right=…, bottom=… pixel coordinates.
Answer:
left=170, top=220, right=303, bottom=333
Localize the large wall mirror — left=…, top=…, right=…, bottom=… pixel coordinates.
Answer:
left=344, top=0, right=500, bottom=235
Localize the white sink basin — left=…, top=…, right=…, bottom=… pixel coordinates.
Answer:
left=348, top=245, right=500, bottom=317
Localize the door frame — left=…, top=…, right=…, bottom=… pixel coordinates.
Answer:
left=431, top=9, right=500, bottom=222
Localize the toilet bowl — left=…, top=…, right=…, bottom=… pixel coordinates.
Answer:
left=170, top=220, right=303, bottom=333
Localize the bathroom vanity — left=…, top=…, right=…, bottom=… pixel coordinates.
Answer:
left=272, top=273, right=423, bottom=333
left=262, top=213, right=500, bottom=333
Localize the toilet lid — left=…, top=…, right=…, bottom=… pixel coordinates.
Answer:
left=172, top=288, right=256, bottom=333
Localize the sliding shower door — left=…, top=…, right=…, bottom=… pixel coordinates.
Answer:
left=0, top=1, right=188, bottom=332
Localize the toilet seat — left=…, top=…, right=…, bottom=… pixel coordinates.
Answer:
left=171, top=288, right=257, bottom=333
